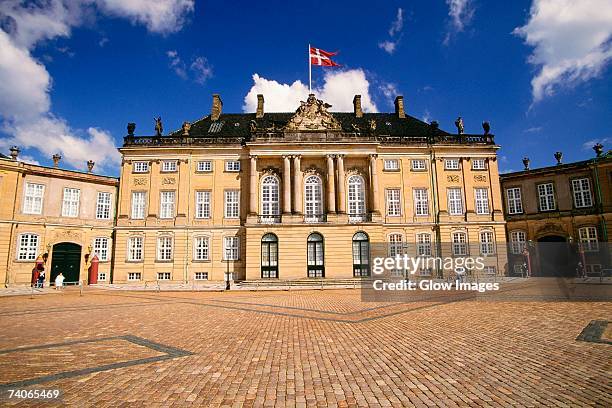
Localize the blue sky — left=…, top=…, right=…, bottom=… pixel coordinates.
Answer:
left=1, top=0, right=611, bottom=176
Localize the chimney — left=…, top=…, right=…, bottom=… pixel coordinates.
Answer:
left=9, top=146, right=20, bottom=160
left=211, top=94, right=223, bottom=121
left=394, top=96, right=405, bottom=118
left=256, top=94, right=264, bottom=118
left=87, top=160, right=95, bottom=173
left=353, top=95, right=363, bottom=118
left=52, top=154, right=62, bottom=168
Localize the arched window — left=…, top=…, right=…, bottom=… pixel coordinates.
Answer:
left=352, top=232, right=370, bottom=276
left=480, top=231, right=495, bottom=255
left=348, top=175, right=366, bottom=222
left=261, top=233, right=278, bottom=278
left=452, top=232, right=467, bottom=256
left=261, top=175, right=280, bottom=218
left=304, top=175, right=323, bottom=222
left=307, top=233, right=324, bottom=277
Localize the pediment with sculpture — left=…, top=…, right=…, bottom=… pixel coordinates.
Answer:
left=284, top=94, right=342, bottom=131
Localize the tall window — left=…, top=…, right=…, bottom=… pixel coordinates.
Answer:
left=510, top=231, right=526, bottom=254
left=96, top=192, right=112, bottom=219
left=193, top=236, right=210, bottom=260
left=352, top=232, right=370, bottom=277
left=304, top=175, right=323, bottom=220
left=17, top=234, right=38, bottom=260
left=23, top=183, right=44, bottom=214
left=579, top=226, right=598, bottom=252
left=307, top=233, right=325, bottom=278
left=386, top=188, right=401, bottom=216
left=261, top=176, right=280, bottom=216
left=224, top=190, right=240, bottom=218
left=388, top=234, right=403, bottom=257
left=224, top=236, right=240, bottom=260
left=262, top=233, right=279, bottom=278
left=131, top=192, right=146, bottom=219
left=474, top=188, right=489, bottom=214
left=195, top=191, right=211, bottom=219
left=447, top=188, right=463, bottom=215
left=128, top=236, right=143, bottom=261
left=348, top=175, right=366, bottom=218
left=416, top=233, right=432, bottom=256
left=61, top=188, right=80, bottom=217
left=572, top=178, right=593, bottom=208
left=160, top=191, right=175, bottom=219
left=537, top=183, right=556, bottom=211
left=93, top=237, right=109, bottom=261
left=157, top=236, right=173, bottom=261
left=480, top=231, right=494, bottom=255
left=413, top=188, right=429, bottom=216
left=506, top=188, right=523, bottom=214
left=452, top=232, right=467, bottom=256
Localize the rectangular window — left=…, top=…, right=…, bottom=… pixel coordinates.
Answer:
left=537, top=183, right=556, bottom=211
left=225, top=160, right=240, bottom=172
left=483, top=266, right=496, bottom=275
left=475, top=188, right=489, bottom=215
left=23, top=183, right=44, bottom=214
left=447, top=188, right=463, bottom=215
left=510, top=231, right=526, bottom=254
left=472, top=159, right=486, bottom=170
left=480, top=231, right=494, bottom=255
left=386, top=189, right=401, bottom=216
left=161, top=161, right=177, bottom=172
left=411, top=159, right=426, bottom=171
left=579, top=227, right=598, bottom=252
left=127, top=272, right=141, bottom=281
left=506, top=188, right=523, bottom=214
left=388, top=234, right=404, bottom=257
left=194, top=236, right=210, bottom=261
left=93, top=237, right=109, bottom=261
left=128, top=236, right=143, bottom=261
left=160, top=191, right=175, bottom=219
left=224, top=236, right=239, bottom=260
left=18, top=234, right=38, bottom=260
left=195, top=191, right=211, bottom=219
left=413, top=188, right=429, bottom=216
left=416, top=233, right=432, bottom=256
left=194, top=272, right=209, bottom=280
left=131, top=192, right=146, bottom=219
left=445, top=159, right=459, bottom=170
left=572, top=178, right=593, bottom=208
left=157, top=236, right=173, bottom=261
left=61, top=188, right=80, bottom=217
left=383, top=159, right=399, bottom=171
left=157, top=272, right=171, bottom=280
left=452, top=233, right=467, bottom=256
left=97, top=272, right=107, bottom=281
left=96, top=192, right=112, bottom=220
left=133, top=162, right=149, bottom=173
left=197, top=161, right=212, bottom=172
left=224, top=190, right=240, bottom=218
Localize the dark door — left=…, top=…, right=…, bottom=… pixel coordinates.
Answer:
left=307, top=233, right=324, bottom=277
left=261, top=234, right=278, bottom=278
left=51, top=243, right=82, bottom=284
left=352, top=232, right=370, bottom=277
left=537, top=235, right=572, bottom=277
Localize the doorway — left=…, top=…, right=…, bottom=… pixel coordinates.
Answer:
left=307, top=233, right=325, bottom=278
left=352, top=232, right=370, bottom=277
left=537, top=235, right=572, bottom=277
left=51, top=243, right=82, bottom=284
left=261, top=233, right=278, bottom=278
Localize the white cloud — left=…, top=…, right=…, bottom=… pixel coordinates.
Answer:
left=95, top=0, right=194, bottom=34
left=166, top=50, right=213, bottom=84
left=444, top=0, right=474, bottom=44
left=378, top=82, right=399, bottom=106
left=378, top=41, right=397, bottom=54
left=98, top=36, right=109, bottom=47
left=243, top=70, right=378, bottom=113
left=582, top=137, right=610, bottom=150
left=524, top=126, right=542, bottom=133
left=379, top=8, right=404, bottom=55
left=514, top=0, right=612, bottom=102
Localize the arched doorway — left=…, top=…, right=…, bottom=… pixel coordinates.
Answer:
left=51, top=243, right=82, bottom=284
left=261, top=233, right=278, bottom=278
left=352, top=232, right=370, bottom=277
left=307, top=233, right=324, bottom=277
left=537, top=235, right=573, bottom=277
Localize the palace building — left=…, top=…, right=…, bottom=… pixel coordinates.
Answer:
left=113, top=94, right=507, bottom=283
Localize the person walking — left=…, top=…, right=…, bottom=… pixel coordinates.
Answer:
left=55, top=272, right=65, bottom=290
left=38, top=269, right=45, bottom=288
left=31, top=267, right=39, bottom=288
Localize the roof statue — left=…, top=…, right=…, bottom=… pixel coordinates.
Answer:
left=154, top=116, right=163, bottom=136
left=285, top=94, right=342, bottom=131
left=455, top=117, right=464, bottom=134
left=181, top=121, right=191, bottom=136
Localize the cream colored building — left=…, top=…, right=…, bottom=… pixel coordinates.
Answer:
left=114, top=94, right=507, bottom=283
left=0, top=150, right=118, bottom=286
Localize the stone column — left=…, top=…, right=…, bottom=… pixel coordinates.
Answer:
left=249, top=155, right=257, bottom=215
left=283, top=155, right=292, bottom=214
left=337, top=155, right=346, bottom=213
left=326, top=155, right=336, bottom=213
left=369, top=154, right=380, bottom=214
left=293, top=155, right=302, bottom=214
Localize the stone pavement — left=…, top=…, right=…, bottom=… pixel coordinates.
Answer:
left=0, top=287, right=610, bottom=407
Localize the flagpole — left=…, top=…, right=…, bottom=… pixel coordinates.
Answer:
left=308, top=43, right=312, bottom=93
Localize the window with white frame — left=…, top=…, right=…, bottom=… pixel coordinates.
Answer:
left=384, top=159, right=399, bottom=171
left=447, top=188, right=463, bottom=215
left=304, top=175, right=323, bottom=218
left=194, top=272, right=209, bottom=280
left=96, top=192, right=112, bottom=219
left=197, top=161, right=212, bottom=172
left=537, top=183, right=556, bottom=211
left=157, top=272, right=171, bottom=280
left=388, top=234, right=403, bottom=257
left=224, top=236, right=239, bottom=260
left=411, top=159, right=426, bottom=171
left=474, top=188, right=489, bottom=214
left=17, top=234, right=38, bottom=260
left=261, top=175, right=280, bottom=216
left=579, top=226, right=598, bottom=252
left=225, top=160, right=240, bottom=172
left=445, top=159, right=459, bottom=170
left=483, top=266, right=496, bottom=275
left=572, top=178, right=593, bottom=208
left=128, top=236, right=143, bottom=261
left=127, top=272, right=141, bottom=281
left=452, top=232, right=467, bottom=256
left=161, top=160, right=177, bottom=172
left=510, top=231, right=526, bottom=254
left=97, top=272, right=107, bottom=281
left=506, top=188, right=523, bottom=214
left=480, top=231, right=494, bottom=255
left=61, top=188, right=80, bottom=217
left=93, top=237, right=109, bottom=261
left=159, top=191, right=175, bottom=219
left=195, top=191, right=211, bottom=219
left=413, top=188, right=429, bottom=216
left=416, top=233, right=432, bottom=256
left=131, top=192, right=146, bottom=219
left=347, top=175, right=366, bottom=216
left=157, top=236, right=173, bottom=261
left=133, top=161, right=149, bottom=173
left=23, top=183, right=44, bottom=214
left=193, top=236, right=210, bottom=261
left=386, top=188, right=401, bottom=216
left=224, top=190, right=240, bottom=218
left=472, top=159, right=486, bottom=170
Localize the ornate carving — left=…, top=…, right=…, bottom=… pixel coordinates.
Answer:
left=284, top=94, right=341, bottom=131
left=181, top=121, right=191, bottom=136
left=303, top=165, right=322, bottom=176
left=162, top=177, right=176, bottom=185
left=447, top=175, right=460, bottom=183
left=53, top=230, right=82, bottom=243
left=346, top=167, right=364, bottom=177
left=474, top=175, right=487, bottom=182
left=261, top=167, right=280, bottom=178
left=134, top=178, right=147, bottom=186
left=537, top=223, right=566, bottom=237
left=368, top=119, right=377, bottom=131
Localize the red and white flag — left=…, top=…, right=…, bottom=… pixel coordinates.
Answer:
left=310, top=46, right=340, bottom=67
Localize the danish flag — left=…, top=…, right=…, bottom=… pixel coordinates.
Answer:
left=310, top=46, right=340, bottom=67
